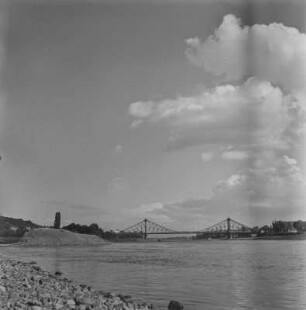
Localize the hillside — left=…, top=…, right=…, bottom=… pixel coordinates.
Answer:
left=0, top=216, right=40, bottom=237
left=19, top=228, right=107, bottom=246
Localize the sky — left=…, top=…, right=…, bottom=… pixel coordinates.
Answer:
left=0, top=0, right=305, bottom=230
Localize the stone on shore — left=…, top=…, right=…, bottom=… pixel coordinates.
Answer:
left=0, top=258, right=154, bottom=310
left=168, top=300, right=184, bottom=310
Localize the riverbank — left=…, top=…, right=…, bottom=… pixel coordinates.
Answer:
left=255, top=233, right=306, bottom=240
left=0, top=257, right=155, bottom=310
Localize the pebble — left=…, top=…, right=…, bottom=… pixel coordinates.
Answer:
left=0, top=258, right=156, bottom=310
left=67, top=299, right=76, bottom=306
left=0, top=285, right=6, bottom=292
left=168, top=300, right=184, bottom=310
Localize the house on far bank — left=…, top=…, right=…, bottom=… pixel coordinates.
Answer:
left=287, top=226, right=298, bottom=233
left=259, top=225, right=271, bottom=235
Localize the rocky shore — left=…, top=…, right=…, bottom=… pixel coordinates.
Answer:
left=0, top=258, right=155, bottom=310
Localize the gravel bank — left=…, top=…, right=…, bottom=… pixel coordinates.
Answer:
left=0, top=258, right=155, bottom=310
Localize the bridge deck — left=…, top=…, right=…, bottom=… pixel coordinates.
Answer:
left=144, top=230, right=252, bottom=235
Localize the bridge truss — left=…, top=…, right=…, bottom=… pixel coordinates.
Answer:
left=202, top=217, right=253, bottom=232
left=121, top=218, right=177, bottom=239
left=200, top=217, right=255, bottom=239
left=121, top=217, right=255, bottom=239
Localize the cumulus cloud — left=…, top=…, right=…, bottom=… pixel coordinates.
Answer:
left=129, top=15, right=306, bottom=152
left=129, top=78, right=305, bottom=149
left=186, top=14, right=306, bottom=93
left=283, top=154, right=297, bottom=165
left=148, top=151, right=306, bottom=228
left=128, top=14, right=306, bottom=225
left=244, top=150, right=305, bottom=208
left=129, top=101, right=154, bottom=127
left=215, top=173, right=246, bottom=190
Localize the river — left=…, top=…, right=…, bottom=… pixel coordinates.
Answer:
left=1, top=239, right=306, bottom=309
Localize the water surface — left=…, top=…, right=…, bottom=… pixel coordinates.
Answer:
left=1, top=240, right=306, bottom=309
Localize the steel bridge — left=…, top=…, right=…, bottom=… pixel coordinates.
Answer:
left=120, top=218, right=255, bottom=239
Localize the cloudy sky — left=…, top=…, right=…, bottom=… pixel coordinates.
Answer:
left=0, top=0, right=305, bottom=230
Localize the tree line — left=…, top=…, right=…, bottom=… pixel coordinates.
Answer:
left=62, top=219, right=306, bottom=240
left=259, top=220, right=306, bottom=235
left=62, top=222, right=143, bottom=240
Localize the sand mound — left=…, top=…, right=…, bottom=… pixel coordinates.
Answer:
left=19, top=228, right=106, bottom=246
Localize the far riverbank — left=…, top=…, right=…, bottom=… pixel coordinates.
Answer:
left=1, top=233, right=306, bottom=245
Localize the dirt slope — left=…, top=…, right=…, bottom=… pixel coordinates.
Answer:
left=19, top=228, right=106, bottom=246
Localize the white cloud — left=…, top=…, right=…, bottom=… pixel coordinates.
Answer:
left=128, top=14, right=306, bottom=225
left=283, top=155, right=297, bottom=166
left=129, top=78, right=304, bottom=149
left=221, top=150, right=248, bottom=160
left=201, top=151, right=214, bottom=162
left=129, top=15, right=306, bottom=151
left=147, top=153, right=306, bottom=228
left=186, top=14, right=306, bottom=93
left=215, top=173, right=245, bottom=191
left=186, top=14, right=248, bottom=82
left=129, top=101, right=154, bottom=118
left=225, top=174, right=245, bottom=187
left=281, top=155, right=306, bottom=186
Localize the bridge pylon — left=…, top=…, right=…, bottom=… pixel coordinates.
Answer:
left=144, top=218, right=148, bottom=239
left=121, top=218, right=177, bottom=239
left=227, top=217, right=231, bottom=239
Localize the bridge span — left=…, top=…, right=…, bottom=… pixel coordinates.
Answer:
left=121, top=218, right=255, bottom=239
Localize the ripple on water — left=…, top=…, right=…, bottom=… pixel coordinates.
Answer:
left=1, top=240, right=306, bottom=310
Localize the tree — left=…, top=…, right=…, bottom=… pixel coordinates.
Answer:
left=62, top=222, right=104, bottom=237
left=293, top=221, right=305, bottom=233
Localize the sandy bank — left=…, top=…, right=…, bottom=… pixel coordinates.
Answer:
left=0, top=257, right=154, bottom=310
left=18, top=228, right=107, bottom=247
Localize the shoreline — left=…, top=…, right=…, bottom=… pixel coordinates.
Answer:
left=1, top=235, right=306, bottom=246
left=0, top=257, right=155, bottom=310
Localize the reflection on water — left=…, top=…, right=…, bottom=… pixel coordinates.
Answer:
left=1, top=240, right=306, bottom=309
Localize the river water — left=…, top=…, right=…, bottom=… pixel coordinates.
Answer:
left=1, top=240, right=306, bottom=309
